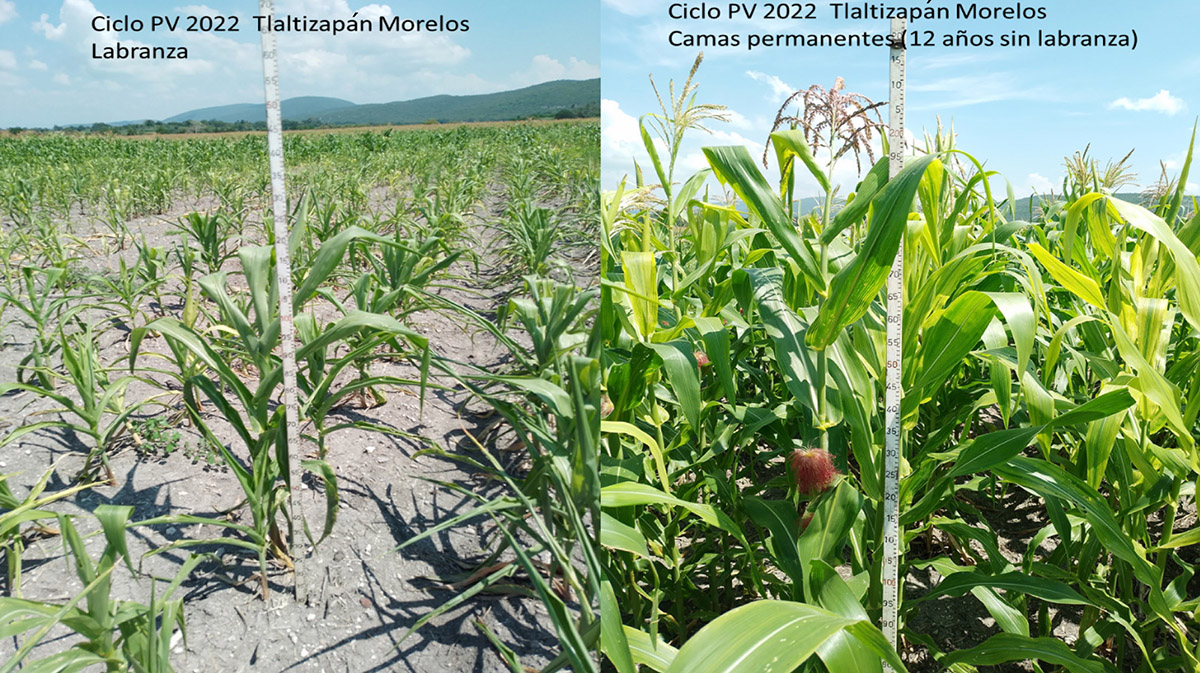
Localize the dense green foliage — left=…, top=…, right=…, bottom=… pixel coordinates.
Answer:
left=79, top=118, right=329, bottom=136
left=600, top=74, right=1200, bottom=673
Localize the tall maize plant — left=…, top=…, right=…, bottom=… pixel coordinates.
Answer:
left=600, top=61, right=1200, bottom=673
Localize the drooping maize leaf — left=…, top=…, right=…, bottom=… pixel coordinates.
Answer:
left=907, top=290, right=994, bottom=415
left=797, top=480, right=862, bottom=568
left=1110, top=197, right=1200, bottom=335
left=623, top=625, right=678, bottom=672
left=808, top=154, right=938, bottom=350
left=821, top=156, right=891, bottom=246
left=1026, top=241, right=1106, bottom=310
left=703, top=144, right=823, bottom=288
left=601, top=423, right=669, bottom=493
left=948, top=388, right=1135, bottom=478
left=599, top=512, right=649, bottom=559
left=810, top=561, right=882, bottom=673
left=771, top=129, right=829, bottom=195
left=663, top=600, right=905, bottom=673
left=744, top=496, right=805, bottom=583
left=981, top=292, right=1035, bottom=380
left=733, top=267, right=818, bottom=413
left=912, top=570, right=1092, bottom=606
left=994, top=457, right=1158, bottom=589
left=693, top=316, right=736, bottom=401
left=939, top=633, right=1115, bottom=673
left=600, top=481, right=740, bottom=537
left=1060, top=193, right=1111, bottom=265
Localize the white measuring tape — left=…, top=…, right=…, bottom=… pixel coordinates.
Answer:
left=881, top=16, right=906, bottom=668
left=257, top=0, right=306, bottom=602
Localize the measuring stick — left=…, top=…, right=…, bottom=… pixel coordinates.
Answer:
left=258, top=0, right=306, bottom=602
left=881, top=16, right=906, bottom=668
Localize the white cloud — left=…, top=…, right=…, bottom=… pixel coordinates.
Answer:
left=53, top=72, right=70, bottom=85
left=0, top=50, right=16, bottom=70
left=0, top=0, right=16, bottom=25
left=273, top=0, right=470, bottom=68
left=29, top=59, right=47, bottom=71
left=746, top=70, right=795, bottom=103
left=1026, top=173, right=1055, bottom=194
left=1108, top=90, right=1186, bottom=115
left=519, top=54, right=600, bottom=85
left=1187, top=181, right=1198, bottom=194
left=32, top=12, right=67, bottom=40
left=32, top=0, right=106, bottom=42
left=33, top=0, right=109, bottom=47
left=724, top=109, right=752, bottom=130
left=602, top=98, right=649, bottom=163
left=28, top=0, right=216, bottom=82
left=230, top=0, right=473, bottom=100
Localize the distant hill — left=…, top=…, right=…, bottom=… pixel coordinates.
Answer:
left=313, top=79, right=599, bottom=125
left=159, top=79, right=599, bottom=126
left=790, top=192, right=1194, bottom=219
left=164, top=96, right=355, bottom=124
left=1009, top=192, right=1150, bottom=219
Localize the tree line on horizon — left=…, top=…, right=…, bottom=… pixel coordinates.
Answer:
left=6, top=101, right=601, bottom=136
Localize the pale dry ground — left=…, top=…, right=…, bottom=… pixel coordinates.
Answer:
left=0, top=185, right=575, bottom=672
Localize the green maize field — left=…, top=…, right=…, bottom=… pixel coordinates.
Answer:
left=0, top=120, right=600, bottom=672
left=599, top=62, right=1200, bottom=673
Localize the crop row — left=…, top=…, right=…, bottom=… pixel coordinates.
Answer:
left=0, top=121, right=600, bottom=671
left=599, top=65, right=1200, bottom=673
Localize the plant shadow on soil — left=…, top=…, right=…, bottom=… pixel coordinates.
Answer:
left=901, top=477, right=1200, bottom=672
left=1, top=188, right=571, bottom=671
left=898, top=482, right=1070, bottom=672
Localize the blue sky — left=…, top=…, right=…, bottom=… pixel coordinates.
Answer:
left=601, top=0, right=1200, bottom=196
left=0, top=0, right=598, bottom=127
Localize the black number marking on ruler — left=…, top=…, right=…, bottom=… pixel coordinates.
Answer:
left=257, top=0, right=306, bottom=602
left=882, top=16, right=906, bottom=670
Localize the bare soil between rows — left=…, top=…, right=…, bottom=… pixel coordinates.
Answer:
left=0, top=192, right=569, bottom=672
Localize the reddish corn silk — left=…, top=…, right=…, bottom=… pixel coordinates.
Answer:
left=693, top=349, right=711, bottom=367
left=600, top=395, right=614, bottom=417
left=788, top=447, right=839, bottom=497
